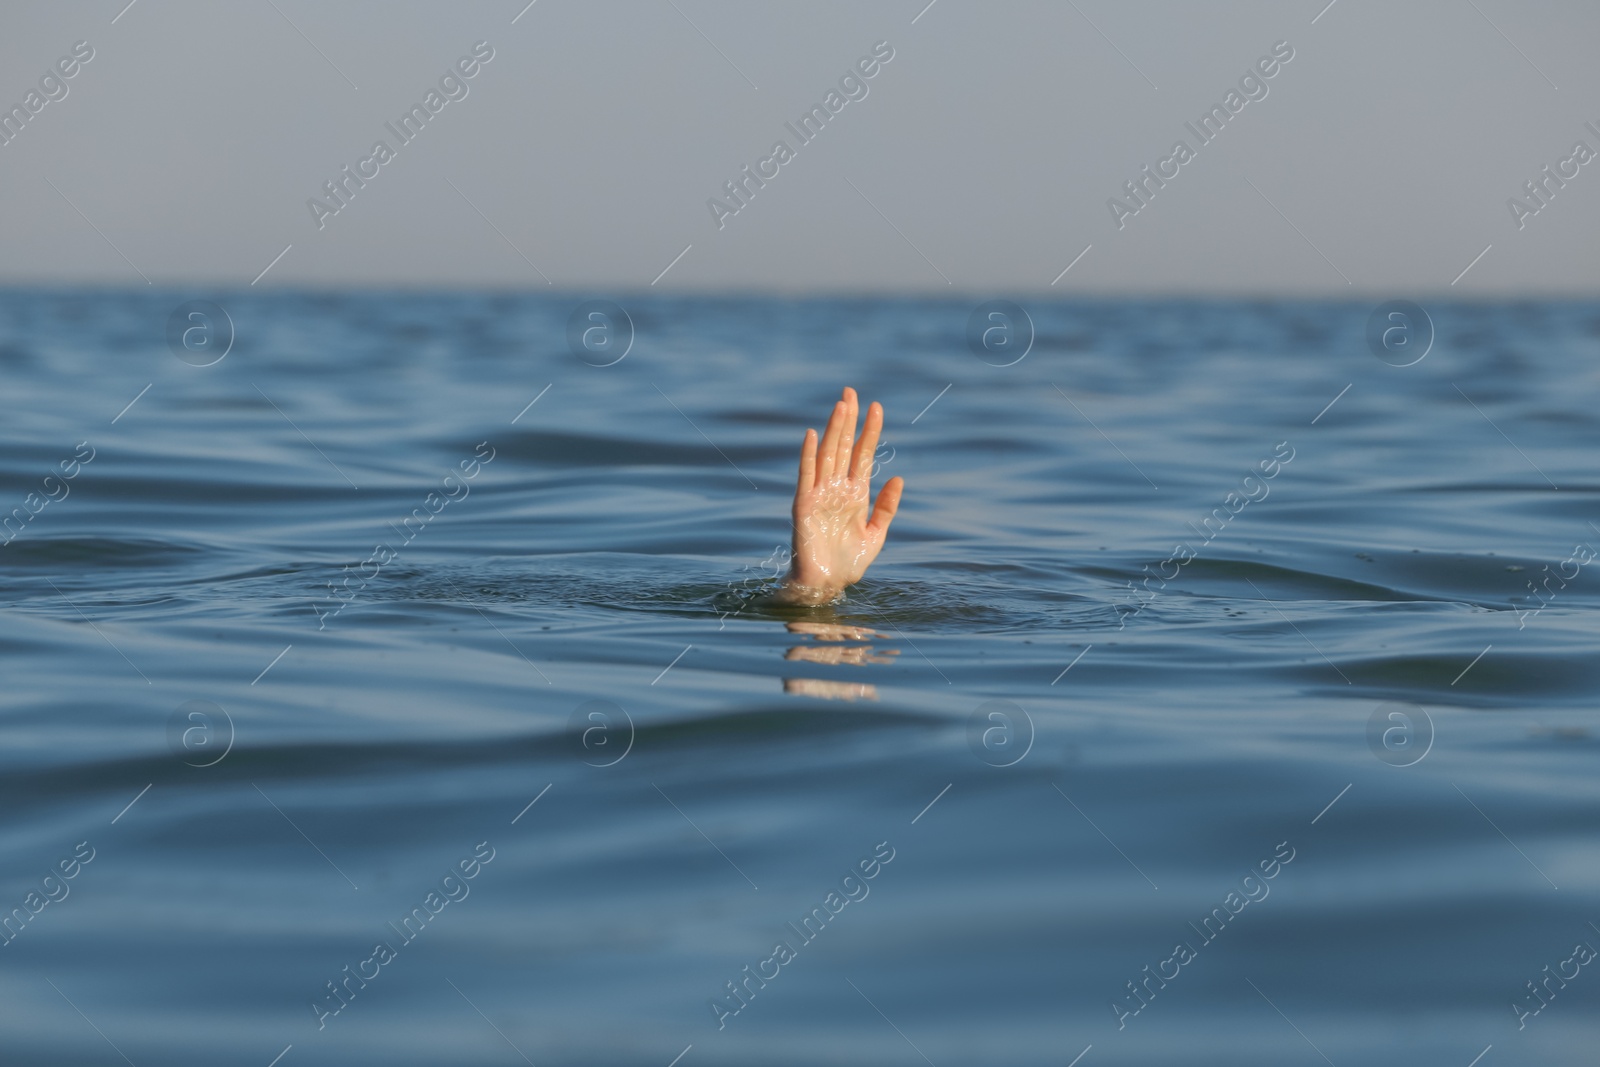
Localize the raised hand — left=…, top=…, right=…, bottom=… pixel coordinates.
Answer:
left=773, top=387, right=903, bottom=605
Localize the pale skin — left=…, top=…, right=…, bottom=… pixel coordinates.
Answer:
left=773, top=387, right=904, bottom=606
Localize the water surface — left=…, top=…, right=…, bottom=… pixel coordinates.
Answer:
left=1, top=293, right=1596, bottom=1065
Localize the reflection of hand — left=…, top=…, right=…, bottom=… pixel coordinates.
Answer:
left=785, top=644, right=899, bottom=665
left=785, top=621, right=887, bottom=643
left=774, top=387, right=903, bottom=606
left=783, top=678, right=880, bottom=701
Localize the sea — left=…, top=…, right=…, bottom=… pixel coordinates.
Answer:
left=0, top=291, right=1595, bottom=1065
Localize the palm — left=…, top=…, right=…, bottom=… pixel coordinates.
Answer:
left=778, top=388, right=903, bottom=604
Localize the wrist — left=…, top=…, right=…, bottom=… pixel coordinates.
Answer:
left=773, top=564, right=846, bottom=605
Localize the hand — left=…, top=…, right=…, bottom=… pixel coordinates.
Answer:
left=774, top=387, right=904, bottom=605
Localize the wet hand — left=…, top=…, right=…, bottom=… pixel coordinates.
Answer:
left=774, top=387, right=903, bottom=605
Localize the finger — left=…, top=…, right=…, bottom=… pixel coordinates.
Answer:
left=834, top=387, right=858, bottom=476
left=851, top=400, right=883, bottom=480
left=816, top=400, right=846, bottom=484
left=867, top=475, right=903, bottom=536
left=796, top=428, right=817, bottom=495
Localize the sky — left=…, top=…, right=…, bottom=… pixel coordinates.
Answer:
left=1, top=0, right=1596, bottom=295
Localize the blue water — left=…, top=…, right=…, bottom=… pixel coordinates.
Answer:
left=1, top=292, right=1596, bottom=1065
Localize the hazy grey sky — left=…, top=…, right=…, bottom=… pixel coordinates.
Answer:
left=2, top=0, right=1596, bottom=294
